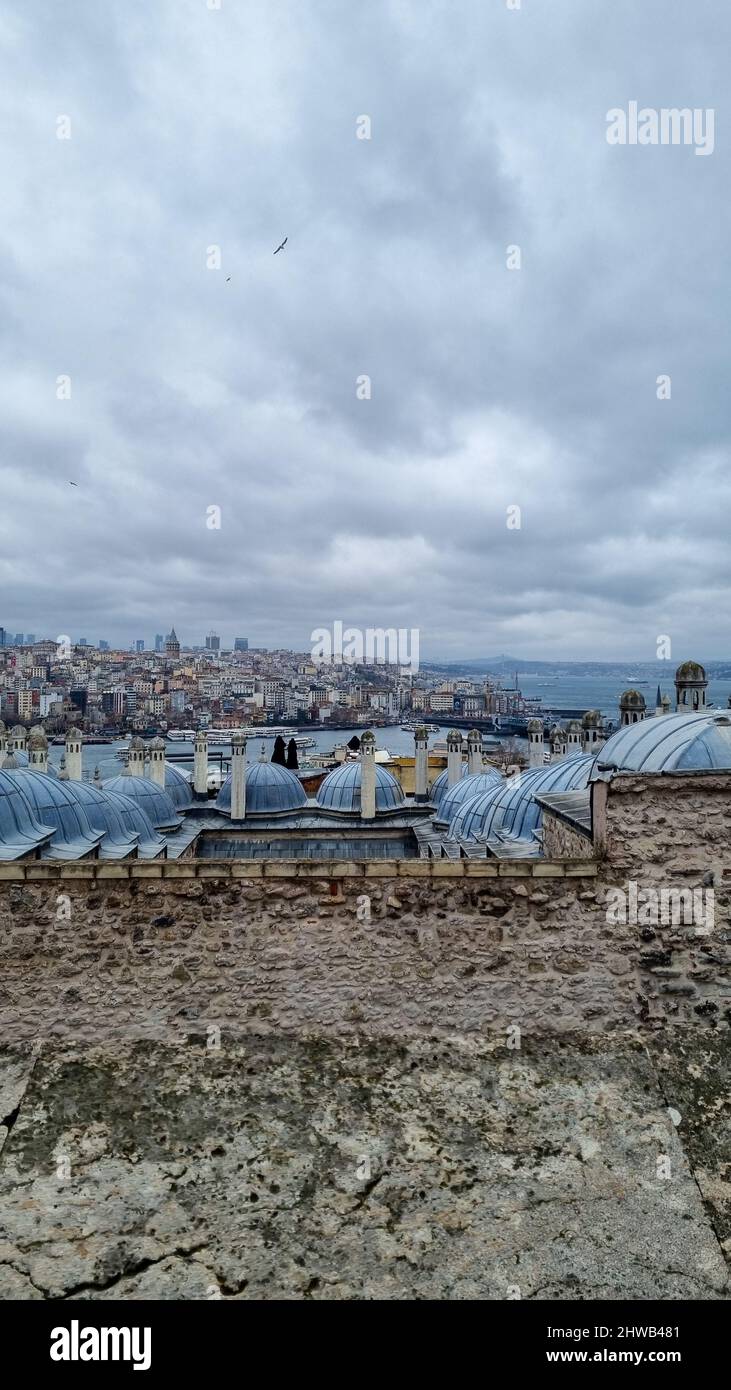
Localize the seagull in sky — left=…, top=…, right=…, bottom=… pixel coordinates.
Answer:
left=68, top=481, right=77, bottom=486
left=273, top=237, right=288, bottom=255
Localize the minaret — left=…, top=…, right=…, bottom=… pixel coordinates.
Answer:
left=446, top=729, right=463, bottom=786
left=674, top=661, right=707, bottom=713
left=125, top=735, right=146, bottom=778
left=230, top=731, right=247, bottom=819
left=93, top=765, right=102, bottom=787
left=148, top=736, right=167, bottom=788
left=28, top=729, right=49, bottom=772
left=360, top=730, right=376, bottom=820
left=467, top=729, right=483, bottom=775
left=193, top=731, right=209, bottom=798
left=65, top=727, right=83, bottom=781
left=0, top=721, right=5, bottom=757
left=58, top=753, right=68, bottom=781
left=414, top=726, right=429, bottom=802
left=655, top=685, right=663, bottom=717
left=527, top=718, right=544, bottom=768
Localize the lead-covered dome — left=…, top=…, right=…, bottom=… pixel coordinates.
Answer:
left=434, top=769, right=503, bottom=827
left=0, top=770, right=55, bottom=860
left=592, top=710, right=731, bottom=775
left=3, top=770, right=105, bottom=858
left=450, top=754, right=594, bottom=845
left=316, top=761, right=404, bottom=813
left=429, top=763, right=468, bottom=808
left=102, top=775, right=182, bottom=829
left=217, top=760, right=306, bottom=814
left=164, top=763, right=194, bottom=809
left=55, top=781, right=142, bottom=859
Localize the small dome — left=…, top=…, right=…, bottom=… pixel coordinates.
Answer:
left=10, top=725, right=26, bottom=738
left=102, top=775, right=182, bottom=829
left=434, top=769, right=503, bottom=827
left=675, top=660, right=706, bottom=682
left=582, top=709, right=601, bottom=729
left=217, top=760, right=306, bottom=814
left=429, top=764, right=468, bottom=807
left=57, top=781, right=141, bottom=859
left=316, top=761, right=404, bottom=813
left=106, top=791, right=167, bottom=858
left=620, top=689, right=646, bottom=710
left=164, top=764, right=193, bottom=809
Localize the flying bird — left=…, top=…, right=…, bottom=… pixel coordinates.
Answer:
left=273, top=237, right=288, bottom=255
left=68, top=481, right=77, bottom=486
left=226, top=276, right=231, bottom=282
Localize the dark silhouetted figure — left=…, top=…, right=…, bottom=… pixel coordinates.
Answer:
left=347, top=735, right=361, bottom=752
left=271, top=736, right=287, bottom=766
left=286, top=738, right=299, bottom=770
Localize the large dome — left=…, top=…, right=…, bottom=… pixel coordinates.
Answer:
left=3, top=770, right=105, bottom=858
left=429, top=763, right=468, bottom=808
left=217, top=760, right=306, bottom=814
left=316, top=761, right=405, bottom=813
left=0, top=770, right=55, bottom=860
left=102, top=775, right=182, bottom=829
left=592, top=710, right=731, bottom=775
left=434, top=769, right=503, bottom=827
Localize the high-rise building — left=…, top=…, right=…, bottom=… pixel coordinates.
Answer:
left=99, top=640, right=109, bottom=651
left=136, top=639, right=144, bottom=653
left=205, top=632, right=221, bottom=652
left=234, top=637, right=248, bottom=652
left=0, top=629, right=5, bottom=647
left=14, top=633, right=24, bottom=646
left=155, top=634, right=164, bottom=652
left=26, top=634, right=35, bottom=645
left=78, top=638, right=87, bottom=647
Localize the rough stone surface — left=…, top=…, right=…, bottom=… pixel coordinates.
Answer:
left=0, top=1035, right=727, bottom=1301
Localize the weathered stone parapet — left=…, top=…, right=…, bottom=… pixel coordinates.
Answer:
left=0, top=856, right=599, bottom=883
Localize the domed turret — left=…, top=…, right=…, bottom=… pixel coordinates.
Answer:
left=675, top=660, right=707, bottom=713
left=619, top=690, right=646, bottom=726
left=217, top=758, right=306, bottom=816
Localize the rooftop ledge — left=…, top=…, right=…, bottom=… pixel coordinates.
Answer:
left=0, top=857, right=598, bottom=882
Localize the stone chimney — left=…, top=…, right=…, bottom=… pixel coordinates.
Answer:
left=360, top=731, right=376, bottom=820
left=28, top=729, right=49, bottom=772
left=550, top=726, right=566, bottom=763
left=467, top=729, right=483, bottom=775
left=125, top=736, right=146, bottom=778
left=527, top=718, right=544, bottom=768
left=566, top=719, right=583, bottom=753
left=230, top=731, right=247, bottom=820
left=65, top=727, right=83, bottom=781
left=193, top=730, right=209, bottom=798
left=148, top=736, right=167, bottom=788
left=10, top=725, right=27, bottom=753
left=446, top=729, right=463, bottom=786
left=414, top=726, right=429, bottom=802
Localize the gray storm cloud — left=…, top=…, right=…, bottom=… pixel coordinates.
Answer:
left=0, top=0, right=729, bottom=659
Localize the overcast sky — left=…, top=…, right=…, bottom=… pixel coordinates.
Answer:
left=0, top=0, right=729, bottom=660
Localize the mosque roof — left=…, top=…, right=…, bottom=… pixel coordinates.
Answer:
left=316, top=761, right=405, bottom=813
left=217, top=759, right=307, bottom=815
left=164, top=763, right=194, bottom=809
left=107, top=791, right=167, bottom=859
left=591, top=710, right=731, bottom=775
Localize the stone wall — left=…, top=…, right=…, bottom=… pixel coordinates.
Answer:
left=0, top=856, right=727, bottom=1045
left=541, top=810, right=593, bottom=860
